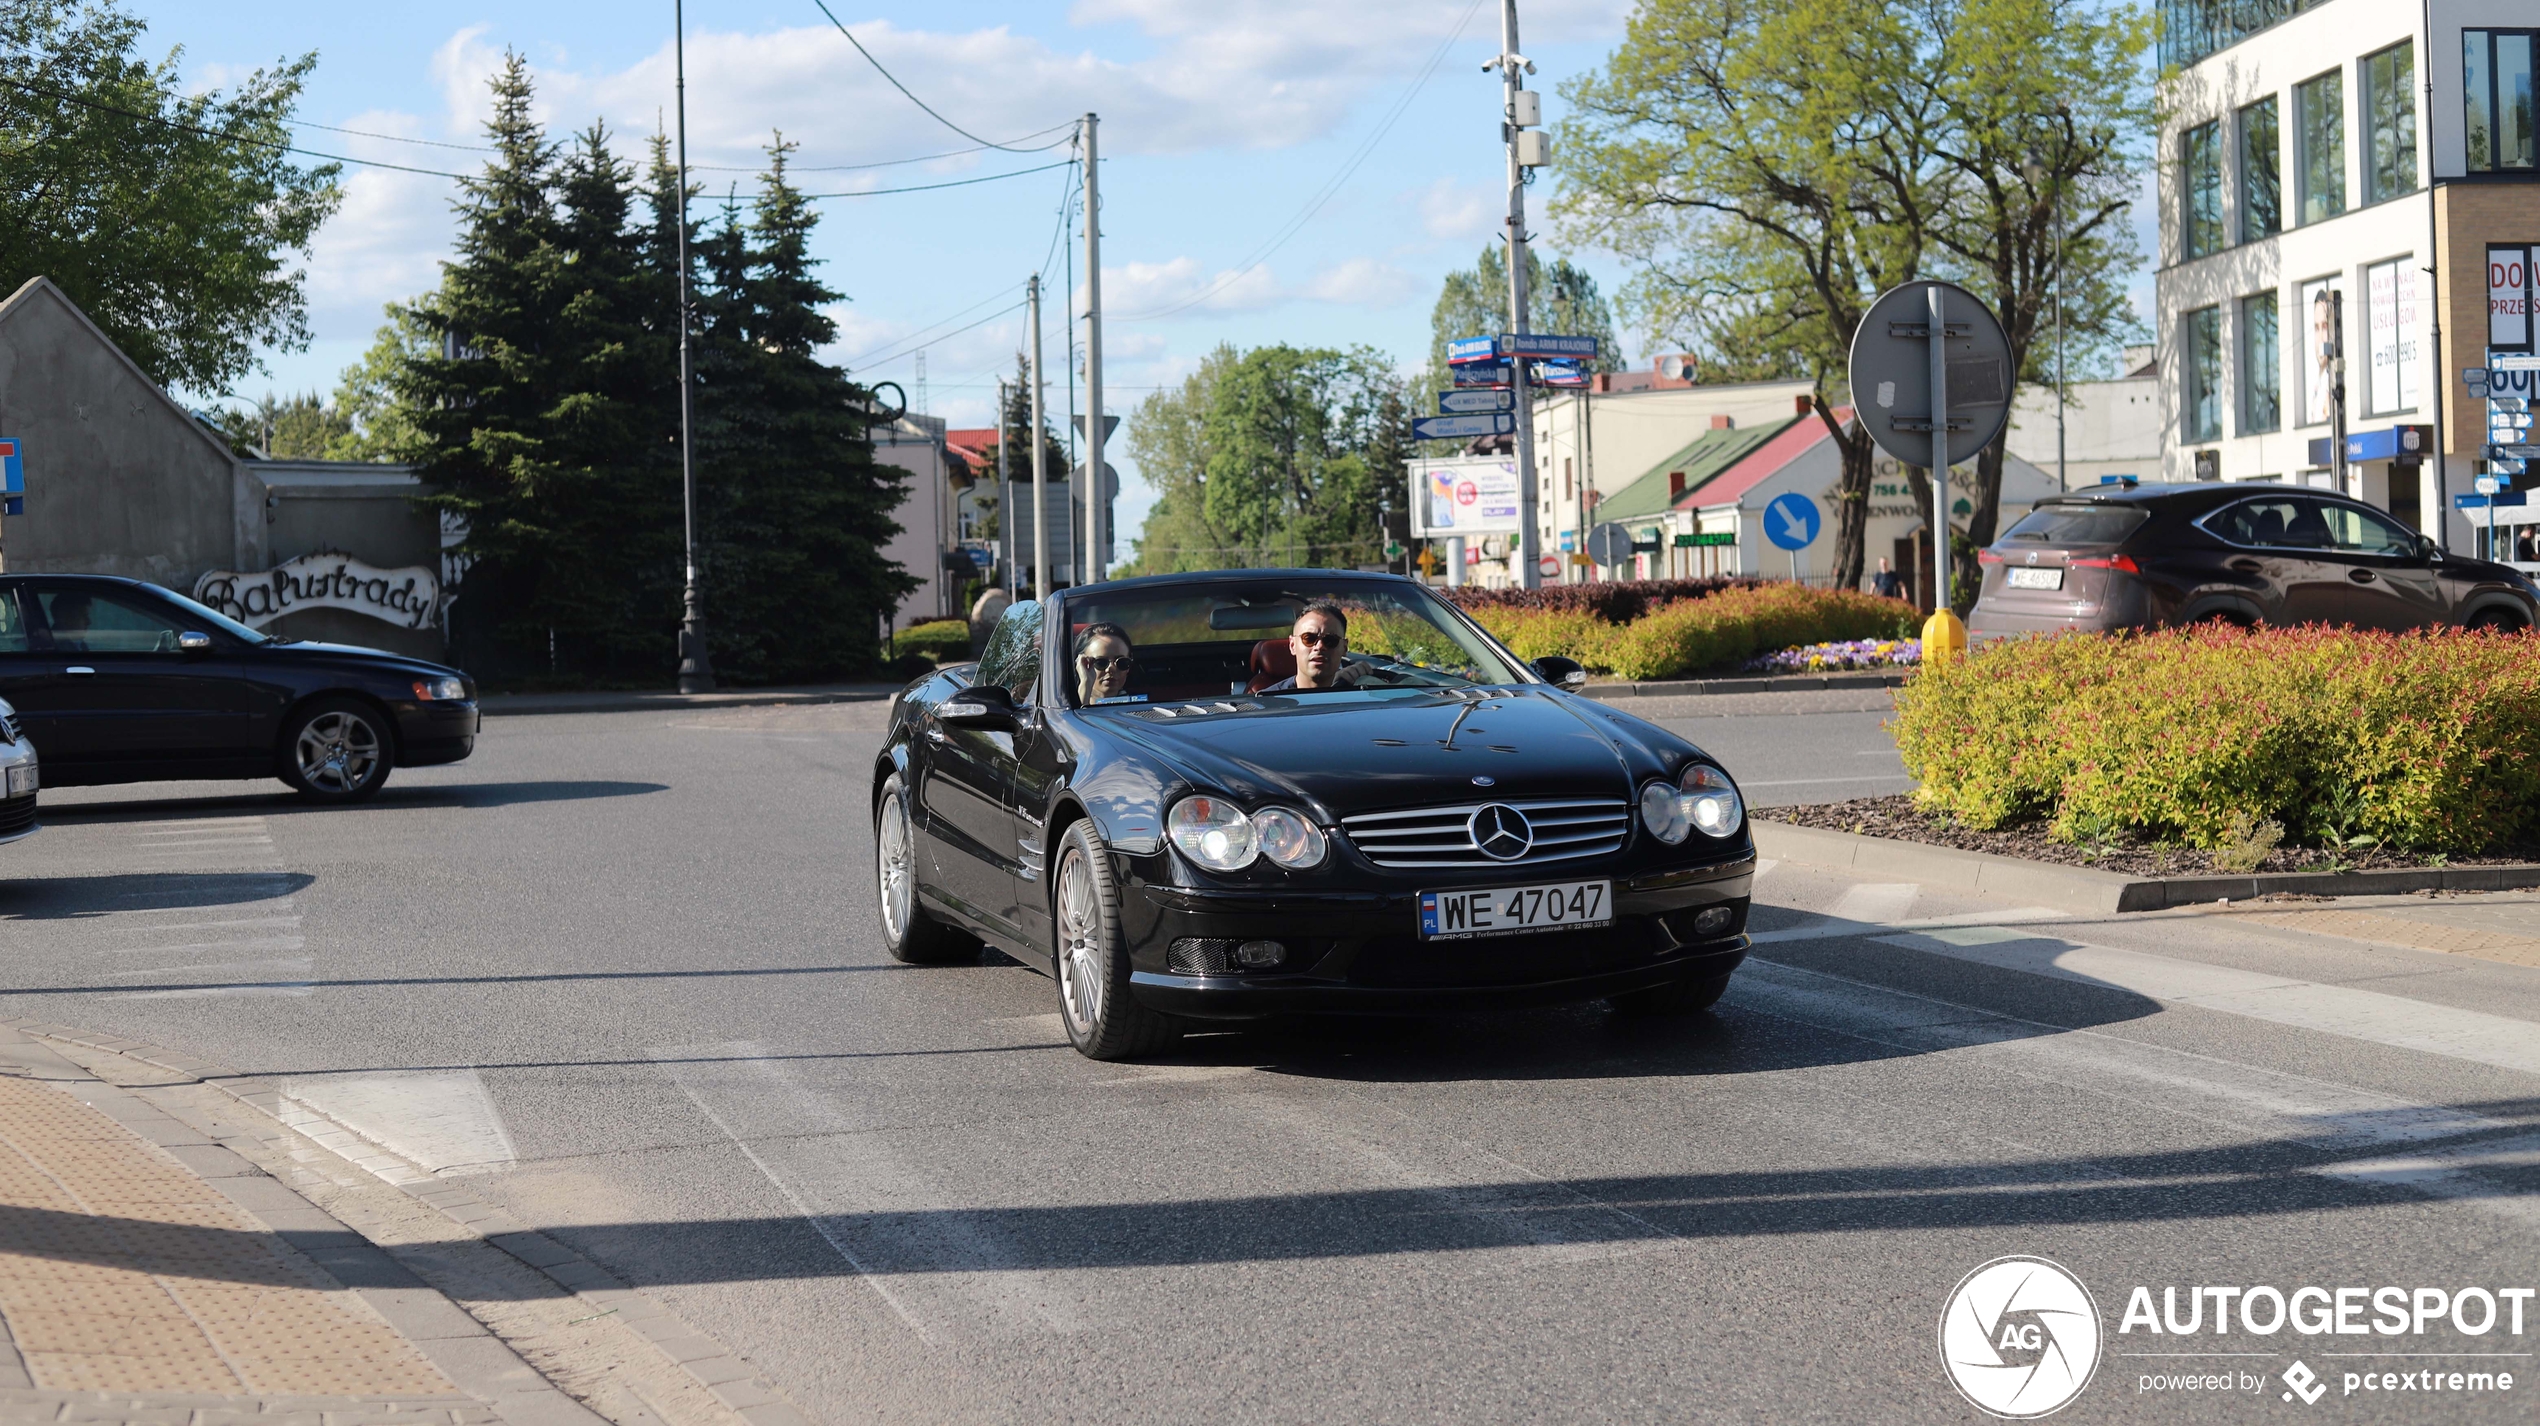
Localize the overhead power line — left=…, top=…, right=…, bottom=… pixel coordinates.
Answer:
left=798, top=159, right=1072, bottom=199
left=287, top=116, right=1067, bottom=175
left=0, top=75, right=472, bottom=177
left=1112, top=0, right=1487, bottom=322
left=806, top=0, right=1064, bottom=154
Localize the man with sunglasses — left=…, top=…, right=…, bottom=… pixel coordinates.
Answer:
left=1261, top=604, right=1355, bottom=693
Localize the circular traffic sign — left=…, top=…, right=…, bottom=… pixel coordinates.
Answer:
left=1585, top=521, right=1636, bottom=565
left=1539, top=555, right=1560, bottom=577
left=1763, top=492, right=1821, bottom=550
left=1847, top=280, right=2015, bottom=470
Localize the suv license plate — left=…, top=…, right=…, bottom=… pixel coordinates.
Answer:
left=2006, top=566, right=2064, bottom=590
left=1420, top=880, right=1612, bottom=940
left=4, top=765, right=32, bottom=797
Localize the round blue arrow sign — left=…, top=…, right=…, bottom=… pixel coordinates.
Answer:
left=1763, top=492, right=1821, bottom=550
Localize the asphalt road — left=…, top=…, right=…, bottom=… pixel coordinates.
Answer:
left=3, top=692, right=2536, bottom=1424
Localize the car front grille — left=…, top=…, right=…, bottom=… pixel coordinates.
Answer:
left=0, top=793, right=35, bottom=840
left=1340, top=797, right=1631, bottom=870
left=0, top=710, right=20, bottom=744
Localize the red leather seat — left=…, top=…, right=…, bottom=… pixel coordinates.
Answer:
left=1246, top=637, right=1296, bottom=693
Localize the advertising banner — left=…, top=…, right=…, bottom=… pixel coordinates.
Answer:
left=1408, top=457, right=1522, bottom=537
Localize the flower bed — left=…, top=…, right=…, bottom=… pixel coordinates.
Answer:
left=1463, top=583, right=1919, bottom=682
left=1891, top=624, right=2540, bottom=855
left=1746, top=638, right=1922, bottom=673
left=1445, top=577, right=1757, bottom=623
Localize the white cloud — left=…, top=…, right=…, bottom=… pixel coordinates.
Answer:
left=1301, top=257, right=1414, bottom=306
left=1415, top=177, right=1497, bottom=243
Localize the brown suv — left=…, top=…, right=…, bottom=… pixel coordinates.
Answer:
left=1968, top=482, right=2539, bottom=638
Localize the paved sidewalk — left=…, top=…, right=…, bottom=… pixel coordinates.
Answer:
left=0, top=1028, right=597, bottom=1426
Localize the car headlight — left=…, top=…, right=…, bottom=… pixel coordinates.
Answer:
left=1681, top=763, right=1743, bottom=838
left=1640, top=764, right=1743, bottom=844
left=1168, top=795, right=1258, bottom=871
left=412, top=677, right=470, bottom=701
left=1251, top=807, right=1327, bottom=869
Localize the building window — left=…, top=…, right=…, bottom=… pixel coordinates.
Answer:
left=2363, top=42, right=2416, bottom=201
left=2296, top=69, right=2346, bottom=224
left=2185, top=306, right=2224, bottom=443
left=2238, top=97, right=2280, bottom=242
left=2464, top=31, right=2536, bottom=172
left=2239, top=291, right=2281, bottom=433
left=2183, top=121, right=2224, bottom=257
left=2364, top=256, right=2421, bottom=415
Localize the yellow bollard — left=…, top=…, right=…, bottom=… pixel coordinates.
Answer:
left=1921, top=610, right=1968, bottom=666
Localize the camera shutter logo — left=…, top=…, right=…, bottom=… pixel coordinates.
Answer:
left=1938, top=1256, right=2102, bottom=1418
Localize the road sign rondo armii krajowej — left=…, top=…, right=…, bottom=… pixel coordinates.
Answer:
left=1847, top=280, right=2014, bottom=472
left=1763, top=492, right=1821, bottom=550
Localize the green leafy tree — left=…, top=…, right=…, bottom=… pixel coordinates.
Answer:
left=0, top=0, right=340, bottom=395
left=326, top=306, right=438, bottom=463
left=1554, top=0, right=2148, bottom=600
left=1123, top=344, right=1407, bottom=573
left=1423, top=245, right=1622, bottom=388
left=211, top=392, right=350, bottom=459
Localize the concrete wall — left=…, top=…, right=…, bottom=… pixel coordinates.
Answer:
left=873, top=416, right=954, bottom=627
left=244, top=463, right=446, bottom=660
left=0, top=277, right=255, bottom=584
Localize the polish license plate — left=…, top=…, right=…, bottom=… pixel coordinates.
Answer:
left=5, top=765, right=33, bottom=797
left=2006, top=566, right=2064, bottom=590
left=1419, top=880, right=1611, bottom=940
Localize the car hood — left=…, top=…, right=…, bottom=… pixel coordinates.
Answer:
left=1090, top=685, right=1655, bottom=821
left=257, top=640, right=466, bottom=680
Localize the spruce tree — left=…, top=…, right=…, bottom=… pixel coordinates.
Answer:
left=693, top=139, right=915, bottom=683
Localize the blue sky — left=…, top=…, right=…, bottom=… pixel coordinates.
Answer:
left=161, top=1, right=2152, bottom=541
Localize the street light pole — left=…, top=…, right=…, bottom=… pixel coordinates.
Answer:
left=1028, top=274, right=1048, bottom=602
left=1080, top=112, right=1106, bottom=584
left=1495, top=0, right=1540, bottom=590
left=673, top=0, right=713, bottom=692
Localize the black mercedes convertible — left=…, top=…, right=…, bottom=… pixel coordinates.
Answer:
left=872, top=569, right=1756, bottom=1059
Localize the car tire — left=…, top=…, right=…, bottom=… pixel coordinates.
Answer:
left=1052, top=819, right=1185, bottom=1060
left=875, top=773, right=978, bottom=965
left=277, top=697, right=394, bottom=803
left=2467, top=607, right=2528, bottom=633
left=1607, top=971, right=1735, bottom=1017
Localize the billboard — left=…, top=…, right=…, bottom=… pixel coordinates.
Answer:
left=1408, top=456, right=1522, bottom=537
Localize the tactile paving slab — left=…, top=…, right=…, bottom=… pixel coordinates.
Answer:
left=0, top=1073, right=455, bottom=1396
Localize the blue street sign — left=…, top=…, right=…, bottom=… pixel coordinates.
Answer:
left=1531, top=359, right=1590, bottom=388
left=1498, top=333, right=1601, bottom=360
left=0, top=438, right=19, bottom=496
left=2344, top=425, right=2432, bottom=462
left=1763, top=492, right=1821, bottom=550
left=2458, top=494, right=2493, bottom=509
left=1450, top=361, right=1511, bottom=389
left=1412, top=412, right=1516, bottom=441
left=1438, top=389, right=1513, bottom=414
left=1446, top=335, right=1499, bottom=366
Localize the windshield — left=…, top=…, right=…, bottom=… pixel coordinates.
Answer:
left=1999, top=504, right=2149, bottom=547
left=152, top=586, right=273, bottom=644
left=1058, top=580, right=1530, bottom=707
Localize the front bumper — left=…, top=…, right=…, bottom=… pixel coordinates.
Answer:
left=394, top=700, right=480, bottom=767
left=1119, top=852, right=1756, bottom=1018
left=0, top=741, right=35, bottom=844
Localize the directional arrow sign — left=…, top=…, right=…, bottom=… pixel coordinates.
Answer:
left=1412, top=412, right=1516, bottom=441
left=1446, top=335, right=1499, bottom=366
left=1498, top=333, right=1601, bottom=360
left=1438, top=389, right=1514, bottom=414
left=2492, top=444, right=2540, bottom=461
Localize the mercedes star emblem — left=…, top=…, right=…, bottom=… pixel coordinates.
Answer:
left=1468, top=803, right=1534, bottom=861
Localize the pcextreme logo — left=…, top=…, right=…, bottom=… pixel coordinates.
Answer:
left=1939, top=1256, right=2104, bottom=1418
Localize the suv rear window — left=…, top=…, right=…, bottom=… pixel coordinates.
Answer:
left=1999, top=505, right=2149, bottom=546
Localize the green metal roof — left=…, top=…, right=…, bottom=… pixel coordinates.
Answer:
left=1593, top=416, right=1802, bottom=526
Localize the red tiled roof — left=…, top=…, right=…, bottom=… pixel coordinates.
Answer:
left=1679, top=407, right=1852, bottom=509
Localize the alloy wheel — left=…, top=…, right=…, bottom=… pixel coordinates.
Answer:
left=295, top=711, right=380, bottom=794
left=877, top=791, right=916, bottom=942
left=1056, top=849, right=1105, bottom=1033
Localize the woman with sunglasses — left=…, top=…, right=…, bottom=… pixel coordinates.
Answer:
left=1073, top=622, right=1138, bottom=703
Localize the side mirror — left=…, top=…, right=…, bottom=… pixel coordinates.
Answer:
left=2417, top=534, right=2444, bottom=563
left=176, top=631, right=214, bottom=652
left=1533, top=655, right=1589, bottom=690
left=938, top=683, right=1015, bottom=726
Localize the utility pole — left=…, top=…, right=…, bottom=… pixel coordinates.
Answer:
left=2421, top=0, right=2449, bottom=547
left=2054, top=180, right=2067, bottom=493
left=996, top=376, right=1014, bottom=594
left=1491, top=0, right=1541, bottom=589
left=673, top=0, right=713, bottom=692
left=1080, top=112, right=1107, bottom=583
left=1028, top=275, right=1049, bottom=602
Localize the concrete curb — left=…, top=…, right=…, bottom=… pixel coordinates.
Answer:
left=479, top=684, right=900, bottom=718
left=7, top=1022, right=814, bottom=1426
left=1582, top=671, right=1908, bottom=700
left=0, top=1023, right=602, bottom=1426
left=1751, top=820, right=2540, bottom=915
